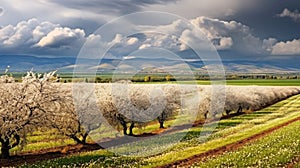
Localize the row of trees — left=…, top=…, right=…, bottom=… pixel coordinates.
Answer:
left=0, top=72, right=183, bottom=158
left=1, top=70, right=300, bottom=159
left=0, top=71, right=67, bottom=158
left=197, top=86, right=300, bottom=118
left=96, top=84, right=182, bottom=135
left=0, top=71, right=105, bottom=158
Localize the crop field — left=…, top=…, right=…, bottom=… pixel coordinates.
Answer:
left=143, top=79, right=300, bottom=86
left=196, top=79, right=300, bottom=86
left=1, top=71, right=300, bottom=167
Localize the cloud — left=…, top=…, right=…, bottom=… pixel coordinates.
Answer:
left=144, top=0, right=257, bottom=19
left=0, top=18, right=87, bottom=56
left=36, top=27, right=85, bottom=48
left=218, top=37, right=233, bottom=50
left=123, top=56, right=136, bottom=60
left=191, top=17, right=265, bottom=54
left=0, top=16, right=298, bottom=58
left=262, top=38, right=277, bottom=52
left=1, top=18, right=41, bottom=47
left=46, top=0, right=178, bottom=15
left=0, top=7, right=4, bottom=16
left=137, top=16, right=265, bottom=55
left=277, top=8, right=300, bottom=22
left=127, top=37, right=138, bottom=45
left=139, top=44, right=152, bottom=50
left=271, top=39, right=300, bottom=55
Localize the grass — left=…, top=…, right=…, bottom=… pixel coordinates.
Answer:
left=142, top=95, right=300, bottom=167
left=138, top=79, right=300, bottom=86
left=21, top=94, right=300, bottom=167
left=223, top=79, right=300, bottom=86
left=13, top=140, right=76, bottom=153
left=193, top=120, right=300, bottom=167
left=21, top=150, right=149, bottom=168
left=9, top=130, right=76, bottom=155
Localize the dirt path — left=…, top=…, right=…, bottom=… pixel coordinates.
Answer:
left=157, top=116, right=300, bottom=168
left=285, top=155, right=300, bottom=168
left=0, top=143, right=102, bottom=167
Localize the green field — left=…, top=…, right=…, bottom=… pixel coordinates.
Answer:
left=19, top=94, right=300, bottom=167
left=8, top=71, right=300, bottom=86
left=146, top=79, right=300, bottom=86
left=215, top=79, right=300, bottom=86
left=194, top=120, right=300, bottom=167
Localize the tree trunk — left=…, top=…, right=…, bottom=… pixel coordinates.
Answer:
left=81, top=133, right=88, bottom=144
left=129, top=122, right=135, bottom=135
left=70, top=135, right=85, bottom=144
left=225, top=110, right=231, bottom=115
left=159, top=121, right=164, bottom=129
left=117, top=115, right=127, bottom=135
left=204, top=111, right=209, bottom=119
left=1, top=140, right=10, bottom=159
left=158, top=112, right=166, bottom=129
left=237, top=106, right=242, bottom=114
left=122, top=124, right=127, bottom=135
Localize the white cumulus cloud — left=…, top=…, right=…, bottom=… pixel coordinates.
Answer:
left=191, top=17, right=264, bottom=53
left=127, top=37, right=138, bottom=45
left=36, top=27, right=85, bottom=48
left=271, top=39, right=300, bottom=55
left=277, top=8, right=300, bottom=22
left=0, top=18, right=89, bottom=56
left=136, top=16, right=265, bottom=54
left=1, top=18, right=40, bottom=47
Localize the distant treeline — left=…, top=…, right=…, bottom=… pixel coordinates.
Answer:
left=3, top=72, right=300, bottom=83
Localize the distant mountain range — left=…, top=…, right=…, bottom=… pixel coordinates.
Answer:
left=0, top=55, right=299, bottom=74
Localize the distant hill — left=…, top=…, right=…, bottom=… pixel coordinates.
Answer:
left=0, top=55, right=76, bottom=72
left=0, top=55, right=299, bottom=74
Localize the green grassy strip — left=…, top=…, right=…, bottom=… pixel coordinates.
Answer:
left=21, top=150, right=148, bottom=168
left=137, top=79, right=300, bottom=86
left=193, top=120, right=300, bottom=168
left=145, top=112, right=300, bottom=167
left=143, top=95, right=300, bottom=167
left=10, top=140, right=76, bottom=155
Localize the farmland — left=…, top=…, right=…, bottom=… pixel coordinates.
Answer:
left=1, top=71, right=300, bottom=167
left=6, top=71, right=300, bottom=86
left=4, top=92, right=299, bottom=167
left=193, top=120, right=300, bottom=167
left=139, top=79, right=300, bottom=86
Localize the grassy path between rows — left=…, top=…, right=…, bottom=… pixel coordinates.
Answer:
left=147, top=94, right=300, bottom=167
left=192, top=119, right=300, bottom=167
left=164, top=117, right=300, bottom=167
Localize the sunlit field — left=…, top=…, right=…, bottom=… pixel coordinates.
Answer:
left=1, top=71, right=300, bottom=167
left=18, top=93, right=300, bottom=168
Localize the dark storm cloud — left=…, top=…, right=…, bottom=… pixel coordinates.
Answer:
left=1, top=0, right=300, bottom=58
left=222, top=0, right=300, bottom=41
left=47, top=0, right=179, bottom=15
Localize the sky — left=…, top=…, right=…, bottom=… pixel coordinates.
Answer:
left=0, top=0, right=300, bottom=63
